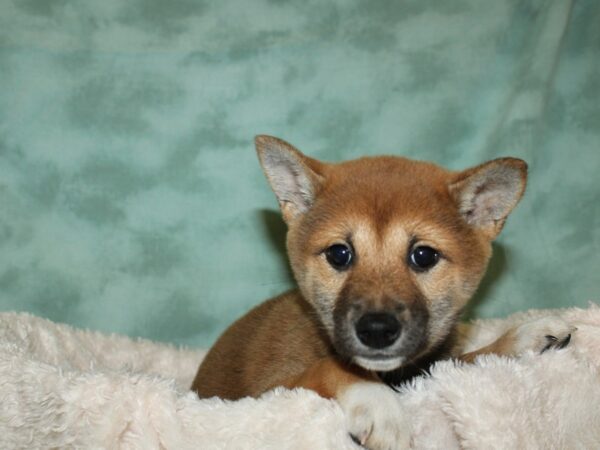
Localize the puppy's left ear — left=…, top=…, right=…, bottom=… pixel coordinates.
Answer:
left=449, top=157, right=527, bottom=239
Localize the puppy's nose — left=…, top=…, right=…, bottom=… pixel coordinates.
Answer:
left=355, top=313, right=401, bottom=349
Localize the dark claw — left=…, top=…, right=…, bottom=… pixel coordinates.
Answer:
left=350, top=434, right=366, bottom=449
left=558, top=333, right=571, bottom=349
left=541, top=333, right=571, bottom=353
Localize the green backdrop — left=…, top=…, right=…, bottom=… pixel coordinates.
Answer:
left=1, top=0, right=598, bottom=347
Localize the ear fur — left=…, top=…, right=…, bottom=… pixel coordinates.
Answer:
left=255, top=135, right=324, bottom=223
left=450, top=157, right=528, bottom=239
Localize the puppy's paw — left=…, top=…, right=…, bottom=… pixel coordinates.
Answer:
left=337, top=382, right=409, bottom=450
left=509, top=316, right=576, bottom=356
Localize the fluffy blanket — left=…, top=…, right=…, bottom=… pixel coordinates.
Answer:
left=2, top=307, right=600, bottom=449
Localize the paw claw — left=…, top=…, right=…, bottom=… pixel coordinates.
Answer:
left=350, top=434, right=367, bottom=448
left=339, top=382, right=409, bottom=450
left=558, top=333, right=571, bottom=349
left=512, top=316, right=576, bottom=356
left=541, top=332, right=572, bottom=353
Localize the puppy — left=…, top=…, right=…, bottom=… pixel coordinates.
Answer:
left=192, top=136, right=573, bottom=449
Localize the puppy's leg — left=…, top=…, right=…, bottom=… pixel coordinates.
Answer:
left=460, top=316, right=576, bottom=363
left=285, top=357, right=409, bottom=450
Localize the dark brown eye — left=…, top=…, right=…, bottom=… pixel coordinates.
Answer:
left=325, top=244, right=353, bottom=270
left=409, top=246, right=439, bottom=271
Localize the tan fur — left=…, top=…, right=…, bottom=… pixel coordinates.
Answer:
left=459, top=331, right=520, bottom=364
left=192, top=136, right=530, bottom=418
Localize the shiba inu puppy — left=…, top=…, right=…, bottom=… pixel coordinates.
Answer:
left=192, top=136, right=573, bottom=449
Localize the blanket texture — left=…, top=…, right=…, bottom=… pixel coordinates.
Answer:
left=2, top=307, right=600, bottom=449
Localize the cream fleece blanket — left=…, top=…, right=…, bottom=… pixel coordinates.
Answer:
left=2, top=307, right=600, bottom=449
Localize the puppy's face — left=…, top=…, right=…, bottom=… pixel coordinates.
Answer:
left=256, top=136, right=527, bottom=372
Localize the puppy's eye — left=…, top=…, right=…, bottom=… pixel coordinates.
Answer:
left=409, top=246, right=439, bottom=271
left=325, top=244, right=353, bottom=270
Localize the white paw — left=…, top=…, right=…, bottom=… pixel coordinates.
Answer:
left=511, top=316, right=576, bottom=355
left=337, top=382, right=410, bottom=450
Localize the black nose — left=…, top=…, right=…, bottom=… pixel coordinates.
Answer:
left=355, top=313, right=401, bottom=349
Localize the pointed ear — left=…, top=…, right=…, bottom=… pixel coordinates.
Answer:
left=255, top=135, right=324, bottom=223
left=449, top=157, right=528, bottom=239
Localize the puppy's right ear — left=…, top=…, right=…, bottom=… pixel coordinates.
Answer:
left=255, top=135, right=324, bottom=223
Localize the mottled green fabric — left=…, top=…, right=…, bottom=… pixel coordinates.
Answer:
left=0, top=0, right=598, bottom=347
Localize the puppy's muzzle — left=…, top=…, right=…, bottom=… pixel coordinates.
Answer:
left=355, top=312, right=401, bottom=349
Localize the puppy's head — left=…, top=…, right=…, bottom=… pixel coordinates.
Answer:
left=256, top=135, right=527, bottom=372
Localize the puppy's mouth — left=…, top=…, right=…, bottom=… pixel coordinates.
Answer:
left=331, top=294, right=431, bottom=372
left=353, top=355, right=405, bottom=372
